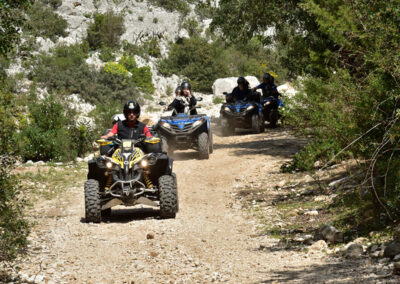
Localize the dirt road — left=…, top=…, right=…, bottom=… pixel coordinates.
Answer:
left=18, top=129, right=388, bottom=283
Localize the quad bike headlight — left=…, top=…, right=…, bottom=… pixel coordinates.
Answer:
left=246, top=105, right=254, bottom=111
left=264, top=101, right=271, bottom=106
left=224, top=107, right=231, bottom=112
left=141, top=159, right=148, bottom=168
left=106, top=161, right=113, bottom=169
left=161, top=122, right=171, bottom=128
left=192, top=119, right=203, bottom=128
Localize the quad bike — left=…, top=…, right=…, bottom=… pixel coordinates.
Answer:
left=219, top=91, right=264, bottom=136
left=154, top=98, right=213, bottom=159
left=84, top=135, right=178, bottom=223
left=261, top=95, right=284, bottom=127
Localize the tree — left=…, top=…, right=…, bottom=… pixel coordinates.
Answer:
left=0, top=0, right=32, bottom=56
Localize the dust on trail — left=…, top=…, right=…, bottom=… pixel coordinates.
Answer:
left=18, top=128, right=390, bottom=283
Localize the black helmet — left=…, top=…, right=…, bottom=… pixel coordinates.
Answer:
left=263, top=73, right=274, bottom=84
left=123, top=100, right=140, bottom=118
left=237, top=76, right=246, bottom=85
left=175, top=86, right=182, bottom=95
left=180, top=81, right=191, bottom=91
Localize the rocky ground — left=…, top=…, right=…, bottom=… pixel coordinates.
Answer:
left=6, top=127, right=400, bottom=283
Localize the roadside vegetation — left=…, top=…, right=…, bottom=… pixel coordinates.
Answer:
left=213, top=0, right=400, bottom=235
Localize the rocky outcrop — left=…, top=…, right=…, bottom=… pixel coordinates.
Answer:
left=212, top=76, right=260, bottom=96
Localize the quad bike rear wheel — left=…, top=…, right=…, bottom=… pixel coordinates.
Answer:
left=198, top=132, right=210, bottom=159
left=208, top=129, right=214, bottom=154
left=252, top=114, right=263, bottom=134
left=159, top=175, right=178, bottom=218
left=84, top=179, right=101, bottom=223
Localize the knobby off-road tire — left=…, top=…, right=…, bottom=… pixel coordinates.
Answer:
left=208, top=129, right=214, bottom=154
left=269, top=109, right=279, bottom=128
left=172, top=173, right=179, bottom=211
left=220, top=119, right=233, bottom=137
left=161, top=136, right=173, bottom=156
left=198, top=132, right=210, bottom=159
left=84, top=179, right=101, bottom=223
left=159, top=175, right=178, bottom=219
left=252, top=114, right=262, bottom=134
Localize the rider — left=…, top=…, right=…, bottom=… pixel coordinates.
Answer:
left=101, top=100, right=152, bottom=140
left=227, top=77, right=252, bottom=102
left=253, top=73, right=280, bottom=99
left=166, top=81, right=198, bottom=115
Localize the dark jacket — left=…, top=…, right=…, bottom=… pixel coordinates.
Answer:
left=256, top=83, right=280, bottom=99
left=114, top=120, right=149, bottom=139
left=167, top=96, right=197, bottom=115
left=227, top=87, right=252, bottom=102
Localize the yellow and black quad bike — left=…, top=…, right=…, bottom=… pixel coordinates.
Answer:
left=84, top=135, right=178, bottom=222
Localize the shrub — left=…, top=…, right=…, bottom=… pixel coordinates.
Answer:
left=0, top=156, right=30, bottom=265
left=98, top=44, right=116, bottom=62
left=122, top=38, right=161, bottom=59
left=89, top=103, right=120, bottom=135
left=28, top=44, right=142, bottom=105
left=138, top=16, right=144, bottom=22
left=41, top=0, right=62, bottom=9
left=87, top=11, right=125, bottom=50
left=148, top=0, right=190, bottom=15
left=25, top=2, right=68, bottom=41
left=212, top=96, right=224, bottom=104
left=153, top=17, right=158, bottom=24
left=181, top=18, right=201, bottom=37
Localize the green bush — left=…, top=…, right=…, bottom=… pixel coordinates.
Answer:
left=89, top=103, right=120, bottom=135
left=118, top=56, right=155, bottom=94
left=181, top=18, right=201, bottom=37
left=25, top=2, right=68, bottom=41
left=18, top=93, right=95, bottom=161
left=148, top=0, right=190, bottom=15
left=41, top=0, right=62, bottom=9
left=122, top=38, right=161, bottom=59
left=87, top=11, right=125, bottom=50
left=98, top=44, right=116, bottom=62
left=159, top=37, right=228, bottom=92
left=0, top=156, right=30, bottom=265
left=28, top=44, right=143, bottom=105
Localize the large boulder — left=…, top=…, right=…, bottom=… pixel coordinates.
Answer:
left=277, top=83, right=298, bottom=99
left=212, top=76, right=260, bottom=96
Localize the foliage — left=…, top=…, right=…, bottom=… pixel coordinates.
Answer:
left=98, top=44, right=116, bottom=62
left=89, top=103, right=120, bottom=136
left=122, top=38, right=161, bottom=59
left=17, top=93, right=92, bottom=161
left=148, top=0, right=190, bottom=16
left=87, top=11, right=125, bottom=50
left=25, top=1, right=68, bottom=41
left=160, top=36, right=289, bottom=92
left=159, top=37, right=228, bottom=92
left=217, top=0, right=400, bottom=219
left=0, top=156, right=30, bottom=265
left=41, top=0, right=62, bottom=9
left=27, top=43, right=146, bottom=105
left=181, top=18, right=201, bottom=37
left=118, top=56, right=155, bottom=94
left=0, top=0, right=32, bottom=56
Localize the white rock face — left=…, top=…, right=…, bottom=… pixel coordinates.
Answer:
left=278, top=83, right=298, bottom=99
left=212, top=76, right=260, bottom=96
left=67, top=94, right=95, bottom=115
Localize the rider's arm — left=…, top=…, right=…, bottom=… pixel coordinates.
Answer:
left=143, top=125, right=152, bottom=138
left=190, top=95, right=197, bottom=106
left=252, top=83, right=263, bottom=91
left=101, top=123, right=118, bottom=139
left=167, top=99, right=178, bottom=110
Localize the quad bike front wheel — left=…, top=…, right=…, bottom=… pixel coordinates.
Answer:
left=161, top=136, right=174, bottom=156
left=252, top=114, right=263, bottom=134
left=159, top=175, right=178, bottom=219
left=198, top=132, right=210, bottom=159
left=220, top=119, right=234, bottom=136
left=84, top=179, right=101, bottom=223
left=209, top=129, right=214, bottom=154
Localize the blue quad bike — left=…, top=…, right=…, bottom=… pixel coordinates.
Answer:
left=154, top=99, right=213, bottom=159
left=261, top=95, right=284, bottom=128
left=219, top=91, right=264, bottom=136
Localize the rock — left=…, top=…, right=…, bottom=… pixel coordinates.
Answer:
left=75, top=157, right=83, bottom=162
left=309, top=240, right=328, bottom=251
left=314, top=160, right=321, bottom=168
left=328, top=177, right=348, bottom=188
left=26, top=160, right=34, bottom=165
left=55, top=162, right=63, bottom=166
left=277, top=83, right=298, bottom=99
left=346, top=243, right=364, bottom=258
left=212, top=76, right=260, bottom=96
left=394, top=254, right=400, bottom=261
left=303, top=175, right=313, bottom=183
left=319, top=224, right=344, bottom=243
left=370, top=244, right=379, bottom=253
left=146, top=233, right=155, bottom=240
left=384, top=242, right=400, bottom=259
left=304, top=210, right=318, bottom=216
left=35, top=161, right=45, bottom=166
left=371, top=250, right=381, bottom=258
left=393, top=262, right=400, bottom=275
